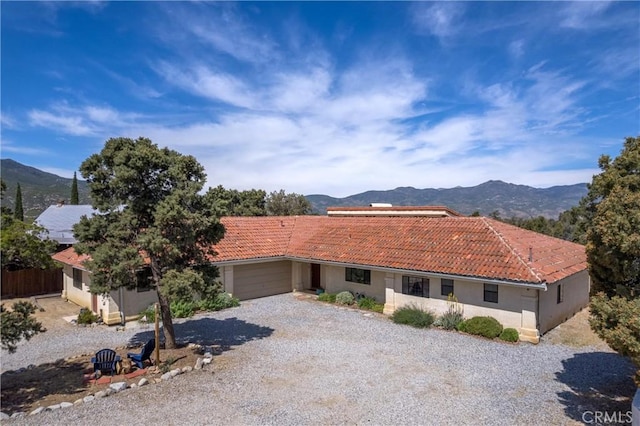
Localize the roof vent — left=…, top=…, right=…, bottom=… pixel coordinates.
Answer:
left=529, top=247, right=533, bottom=262
left=369, top=203, right=392, bottom=207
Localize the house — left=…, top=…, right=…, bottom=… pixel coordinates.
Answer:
left=52, top=207, right=589, bottom=341
left=35, top=204, right=97, bottom=248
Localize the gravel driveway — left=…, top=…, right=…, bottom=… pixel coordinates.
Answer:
left=3, top=293, right=636, bottom=425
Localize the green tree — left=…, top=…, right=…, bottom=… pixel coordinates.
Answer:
left=1, top=179, right=12, bottom=218
left=1, top=301, right=45, bottom=353
left=14, top=183, right=24, bottom=222
left=71, top=172, right=79, bottom=205
left=1, top=220, right=57, bottom=270
left=205, top=185, right=266, bottom=216
left=73, top=137, right=225, bottom=348
left=265, top=189, right=312, bottom=216
left=585, top=136, right=640, bottom=384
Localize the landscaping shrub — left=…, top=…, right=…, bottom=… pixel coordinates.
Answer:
left=335, top=291, right=355, bottom=305
left=198, top=292, right=240, bottom=311
left=435, top=310, right=464, bottom=330
left=317, top=292, right=336, bottom=303
left=77, top=308, right=98, bottom=325
left=391, top=304, right=435, bottom=328
left=458, top=316, right=503, bottom=338
left=170, top=300, right=197, bottom=318
left=357, top=296, right=384, bottom=313
left=499, top=328, right=519, bottom=342
left=139, top=304, right=156, bottom=322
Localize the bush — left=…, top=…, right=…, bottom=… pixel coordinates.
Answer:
left=335, top=291, right=355, bottom=305
left=139, top=304, right=156, bottom=322
left=317, top=292, right=336, bottom=303
left=458, top=316, right=503, bottom=339
left=391, top=304, right=435, bottom=328
left=170, top=300, right=197, bottom=318
left=499, top=328, right=519, bottom=342
left=77, top=308, right=98, bottom=325
left=199, top=292, right=239, bottom=312
left=357, top=296, right=384, bottom=313
left=435, top=310, right=464, bottom=330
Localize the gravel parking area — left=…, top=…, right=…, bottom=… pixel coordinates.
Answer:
left=3, top=293, right=637, bottom=425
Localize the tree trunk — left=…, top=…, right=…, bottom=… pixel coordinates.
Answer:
left=157, top=290, right=176, bottom=349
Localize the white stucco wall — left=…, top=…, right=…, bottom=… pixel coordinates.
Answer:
left=539, top=270, right=590, bottom=334
left=62, top=265, right=92, bottom=310
left=322, top=265, right=386, bottom=302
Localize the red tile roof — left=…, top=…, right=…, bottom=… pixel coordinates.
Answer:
left=54, top=215, right=586, bottom=285
left=53, top=247, right=90, bottom=270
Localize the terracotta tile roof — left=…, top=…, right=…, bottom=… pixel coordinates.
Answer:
left=53, top=247, right=90, bottom=270
left=54, top=215, right=586, bottom=285
left=326, top=206, right=462, bottom=217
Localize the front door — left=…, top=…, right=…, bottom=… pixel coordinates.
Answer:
left=311, top=263, right=321, bottom=289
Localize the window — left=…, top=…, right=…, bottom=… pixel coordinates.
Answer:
left=441, top=279, right=454, bottom=296
left=345, top=268, right=371, bottom=285
left=136, top=268, right=153, bottom=293
left=557, top=284, right=564, bottom=304
left=402, top=276, right=429, bottom=298
left=484, top=283, right=499, bottom=303
left=73, top=268, right=83, bottom=290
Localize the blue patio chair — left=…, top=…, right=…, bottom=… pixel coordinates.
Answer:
left=127, top=338, right=155, bottom=369
left=91, top=349, right=121, bottom=376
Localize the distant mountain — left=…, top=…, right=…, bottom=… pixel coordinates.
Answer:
left=306, top=180, right=589, bottom=219
left=0, top=159, right=90, bottom=220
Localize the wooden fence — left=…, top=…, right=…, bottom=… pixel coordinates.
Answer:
left=1, top=268, right=63, bottom=298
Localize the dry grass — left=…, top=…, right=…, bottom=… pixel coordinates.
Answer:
left=542, top=308, right=611, bottom=350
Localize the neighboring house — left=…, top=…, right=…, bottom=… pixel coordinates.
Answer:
left=52, top=206, right=589, bottom=341
left=35, top=204, right=97, bottom=248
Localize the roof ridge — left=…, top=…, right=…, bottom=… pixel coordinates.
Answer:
left=481, top=217, right=544, bottom=283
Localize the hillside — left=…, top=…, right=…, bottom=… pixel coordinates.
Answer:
left=0, top=159, right=90, bottom=220
left=307, top=180, right=588, bottom=219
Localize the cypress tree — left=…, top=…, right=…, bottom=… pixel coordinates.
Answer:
left=71, top=172, right=79, bottom=205
left=14, top=183, right=24, bottom=222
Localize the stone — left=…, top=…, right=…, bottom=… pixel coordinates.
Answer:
left=138, top=377, right=149, bottom=387
left=182, top=366, right=193, bottom=373
left=110, top=382, right=128, bottom=393
left=204, top=351, right=213, bottom=359
left=130, top=383, right=137, bottom=389
left=0, top=412, right=9, bottom=420
left=161, top=372, right=173, bottom=381
left=10, top=412, right=25, bottom=418
left=60, top=402, right=73, bottom=409
left=83, top=395, right=95, bottom=403
left=202, top=357, right=212, bottom=365
left=29, top=407, right=45, bottom=416
left=194, top=358, right=204, bottom=370
left=47, top=404, right=61, bottom=411
left=74, top=399, right=83, bottom=405
left=104, top=388, right=114, bottom=396
left=170, top=368, right=180, bottom=377
left=95, top=391, right=107, bottom=398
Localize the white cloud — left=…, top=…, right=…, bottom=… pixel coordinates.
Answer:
left=508, top=39, right=525, bottom=59
left=411, top=3, right=466, bottom=39
left=559, top=2, right=612, bottom=29
left=0, top=141, right=50, bottom=156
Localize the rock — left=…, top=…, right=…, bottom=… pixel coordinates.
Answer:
left=104, top=388, right=114, bottom=396
left=182, top=366, right=193, bottom=373
left=110, top=382, right=128, bottom=393
left=60, top=402, right=73, bottom=409
left=0, top=412, right=9, bottom=420
left=202, top=357, right=212, bottom=365
left=47, top=404, right=61, bottom=411
left=130, top=383, right=137, bottom=389
left=204, top=351, right=213, bottom=359
left=83, top=395, right=95, bottom=403
left=161, top=372, right=173, bottom=381
left=138, top=378, right=149, bottom=387
left=29, top=407, right=45, bottom=416
left=10, top=412, right=25, bottom=418
left=194, top=358, right=204, bottom=370
left=170, top=368, right=180, bottom=377
left=74, top=399, right=84, bottom=405
left=95, top=390, right=107, bottom=398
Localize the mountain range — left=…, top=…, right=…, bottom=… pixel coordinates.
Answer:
left=1, top=158, right=588, bottom=220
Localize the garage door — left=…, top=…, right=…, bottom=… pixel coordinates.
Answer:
left=233, top=261, right=292, bottom=300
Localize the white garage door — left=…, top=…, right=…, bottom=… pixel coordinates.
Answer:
left=233, top=261, right=292, bottom=300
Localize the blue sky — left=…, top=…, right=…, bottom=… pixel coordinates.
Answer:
left=1, top=1, right=638, bottom=197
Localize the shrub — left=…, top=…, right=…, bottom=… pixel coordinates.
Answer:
left=335, top=291, right=355, bottom=305
left=458, top=316, right=503, bottom=339
left=199, top=292, right=239, bottom=312
left=77, top=308, right=98, bottom=325
left=170, top=300, right=197, bottom=318
left=435, top=311, right=464, bottom=330
left=317, top=292, right=336, bottom=303
left=139, top=304, right=156, bottom=322
left=499, top=328, right=519, bottom=342
left=357, top=296, right=384, bottom=313
left=391, top=304, right=435, bottom=328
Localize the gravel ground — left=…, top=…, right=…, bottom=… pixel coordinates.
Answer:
left=3, top=293, right=637, bottom=425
